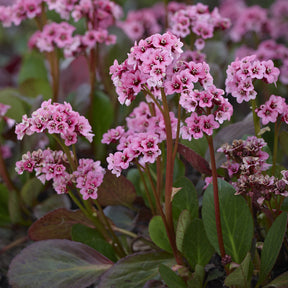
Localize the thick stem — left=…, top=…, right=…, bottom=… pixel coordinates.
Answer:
left=160, top=88, right=182, bottom=264
left=207, top=135, right=226, bottom=259
left=50, top=51, right=60, bottom=103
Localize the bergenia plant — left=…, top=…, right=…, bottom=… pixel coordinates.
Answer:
left=0, top=1, right=287, bottom=288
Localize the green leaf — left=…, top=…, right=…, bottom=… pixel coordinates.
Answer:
left=176, top=210, right=192, bottom=253
left=20, top=177, right=43, bottom=207
left=8, top=189, right=22, bottom=224
left=202, top=179, right=254, bottom=263
left=263, top=271, right=288, bottom=287
left=258, top=212, right=288, bottom=285
left=91, top=91, right=114, bottom=159
left=159, top=264, right=186, bottom=288
left=149, top=216, right=172, bottom=253
left=0, top=183, right=10, bottom=225
left=173, top=156, right=186, bottom=181
left=172, top=176, right=199, bottom=220
left=97, top=171, right=136, bottom=207
left=29, top=208, right=93, bottom=241
left=8, top=239, right=113, bottom=288
left=180, top=137, right=208, bottom=158
left=0, top=89, right=27, bottom=122
left=19, top=79, right=52, bottom=100
left=18, top=51, right=48, bottom=83
left=72, top=224, right=117, bottom=262
left=224, top=253, right=252, bottom=288
left=182, top=219, right=214, bottom=269
left=280, top=197, right=288, bottom=212
left=98, top=251, right=175, bottom=288
left=188, top=264, right=205, bottom=288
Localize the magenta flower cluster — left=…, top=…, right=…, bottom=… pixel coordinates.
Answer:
left=225, top=55, right=280, bottom=103
left=169, top=3, right=230, bottom=49
left=102, top=102, right=178, bottom=176
left=15, top=100, right=94, bottom=146
left=15, top=149, right=105, bottom=200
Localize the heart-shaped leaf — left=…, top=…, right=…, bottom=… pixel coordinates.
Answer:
left=8, top=239, right=113, bottom=288
left=29, top=208, right=94, bottom=241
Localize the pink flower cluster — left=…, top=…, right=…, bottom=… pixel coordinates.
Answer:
left=0, top=0, right=42, bottom=27
left=102, top=102, right=178, bottom=177
left=110, top=32, right=184, bottom=105
left=236, top=40, right=288, bottom=86
left=15, top=149, right=105, bottom=200
left=256, top=95, right=288, bottom=125
left=15, top=100, right=94, bottom=146
left=169, top=3, right=230, bottom=49
left=29, top=22, right=115, bottom=57
left=0, top=0, right=122, bottom=27
left=117, top=5, right=162, bottom=41
left=217, top=136, right=288, bottom=206
left=225, top=55, right=280, bottom=103
left=180, top=84, right=233, bottom=140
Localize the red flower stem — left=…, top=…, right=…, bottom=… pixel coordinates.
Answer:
left=207, top=135, right=226, bottom=259
left=160, top=88, right=182, bottom=264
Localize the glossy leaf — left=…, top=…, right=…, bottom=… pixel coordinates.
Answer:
left=98, top=251, right=175, bottom=288
left=176, top=210, right=192, bottom=253
left=263, top=271, right=288, bottom=287
left=180, top=137, right=208, bottom=158
left=224, top=253, right=252, bottom=288
left=72, top=224, right=117, bottom=262
left=8, top=239, right=113, bottom=288
left=29, top=208, right=94, bottom=241
left=20, top=177, right=43, bottom=207
left=258, top=212, right=288, bottom=285
left=172, top=176, right=198, bottom=220
left=202, top=179, right=254, bottom=263
left=159, top=264, right=186, bottom=288
left=97, top=171, right=136, bottom=207
left=182, top=218, right=214, bottom=269
left=149, top=216, right=172, bottom=253
left=177, top=143, right=211, bottom=175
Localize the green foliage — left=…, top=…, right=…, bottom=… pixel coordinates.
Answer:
left=202, top=179, right=254, bottom=263
left=0, top=183, right=10, bottom=225
left=258, top=212, right=288, bottom=285
left=224, top=253, right=252, bottom=288
left=20, top=177, right=43, bottom=207
left=182, top=218, right=215, bottom=269
left=97, top=251, right=175, bottom=288
left=172, top=176, right=198, bottom=221
left=8, top=239, right=113, bottom=288
left=72, top=224, right=117, bottom=262
left=159, top=264, right=186, bottom=288
left=149, top=215, right=173, bottom=253
left=91, top=90, right=114, bottom=159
